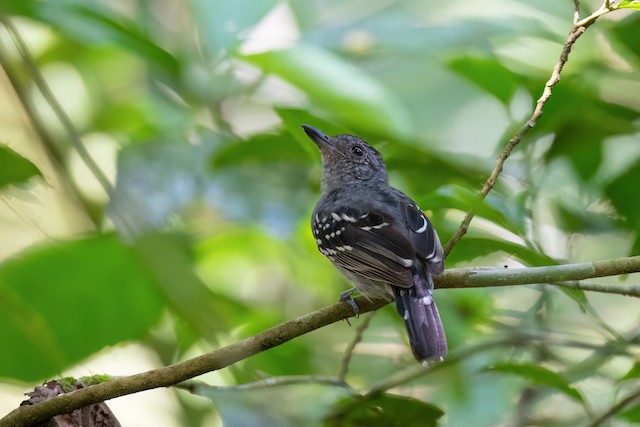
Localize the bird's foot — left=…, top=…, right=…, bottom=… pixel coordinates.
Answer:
left=339, top=288, right=360, bottom=320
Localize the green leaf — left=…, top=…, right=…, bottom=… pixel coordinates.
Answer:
left=445, top=237, right=556, bottom=267
left=384, top=149, right=485, bottom=196
left=422, top=185, right=526, bottom=237
left=488, top=363, right=584, bottom=403
left=211, top=132, right=313, bottom=170
left=619, top=405, right=640, bottom=423
left=242, top=45, right=413, bottom=141
left=553, top=204, right=616, bottom=234
left=133, top=233, right=250, bottom=343
left=558, top=287, right=589, bottom=313
left=632, top=234, right=640, bottom=258
left=70, top=5, right=180, bottom=82
left=276, top=108, right=349, bottom=161
left=0, top=145, right=42, bottom=190
left=606, top=160, right=640, bottom=226
left=535, top=82, right=638, bottom=181
left=549, top=125, right=604, bottom=181
left=9, top=1, right=180, bottom=84
left=616, top=0, right=640, bottom=10
left=610, top=15, right=640, bottom=57
left=448, top=56, right=519, bottom=104
left=0, top=234, right=164, bottom=382
left=193, top=381, right=353, bottom=427
left=0, top=0, right=37, bottom=15
left=328, top=393, right=444, bottom=427
left=620, top=362, right=640, bottom=381
left=190, top=0, right=279, bottom=54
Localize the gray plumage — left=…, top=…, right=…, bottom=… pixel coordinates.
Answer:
left=303, top=124, right=447, bottom=362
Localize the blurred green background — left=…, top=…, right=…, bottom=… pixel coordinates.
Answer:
left=0, top=0, right=639, bottom=425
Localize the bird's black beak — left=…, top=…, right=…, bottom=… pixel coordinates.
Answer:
left=302, top=124, right=332, bottom=150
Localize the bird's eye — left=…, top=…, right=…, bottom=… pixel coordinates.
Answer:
left=351, top=145, right=364, bottom=156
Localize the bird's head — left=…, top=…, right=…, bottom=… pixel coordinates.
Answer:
left=302, top=124, right=388, bottom=193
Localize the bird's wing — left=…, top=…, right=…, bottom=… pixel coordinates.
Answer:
left=313, top=207, right=430, bottom=288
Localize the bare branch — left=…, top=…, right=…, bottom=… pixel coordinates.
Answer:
left=176, top=375, right=348, bottom=393
left=555, top=281, right=640, bottom=297
left=338, top=312, right=376, bottom=381
left=573, top=0, right=581, bottom=25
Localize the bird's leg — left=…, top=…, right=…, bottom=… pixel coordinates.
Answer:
left=339, top=287, right=360, bottom=317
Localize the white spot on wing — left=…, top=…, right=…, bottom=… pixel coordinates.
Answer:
left=341, top=213, right=357, bottom=222
left=419, top=295, right=433, bottom=305
left=331, top=212, right=342, bottom=221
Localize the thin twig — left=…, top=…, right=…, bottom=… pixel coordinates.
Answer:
left=338, top=312, right=376, bottom=381
left=575, top=1, right=614, bottom=27
left=587, top=389, right=640, bottom=427
left=0, top=17, right=114, bottom=196
left=175, top=375, right=350, bottom=393
left=0, top=24, right=101, bottom=228
left=443, top=3, right=601, bottom=258
left=555, top=281, right=640, bottom=297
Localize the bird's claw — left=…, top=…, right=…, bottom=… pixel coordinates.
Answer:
left=339, top=288, right=360, bottom=322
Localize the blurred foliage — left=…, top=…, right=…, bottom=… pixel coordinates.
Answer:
left=0, top=0, right=639, bottom=426
left=0, top=144, right=42, bottom=190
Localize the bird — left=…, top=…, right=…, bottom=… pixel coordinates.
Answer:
left=302, top=124, right=447, bottom=363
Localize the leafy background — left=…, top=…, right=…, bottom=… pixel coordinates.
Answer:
left=0, top=0, right=639, bottom=425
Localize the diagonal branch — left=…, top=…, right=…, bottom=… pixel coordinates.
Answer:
left=588, top=388, right=640, bottom=427
left=2, top=255, right=639, bottom=427
left=443, top=1, right=601, bottom=257
left=337, top=311, right=376, bottom=381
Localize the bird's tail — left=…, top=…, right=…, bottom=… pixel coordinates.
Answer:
left=393, top=273, right=447, bottom=363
